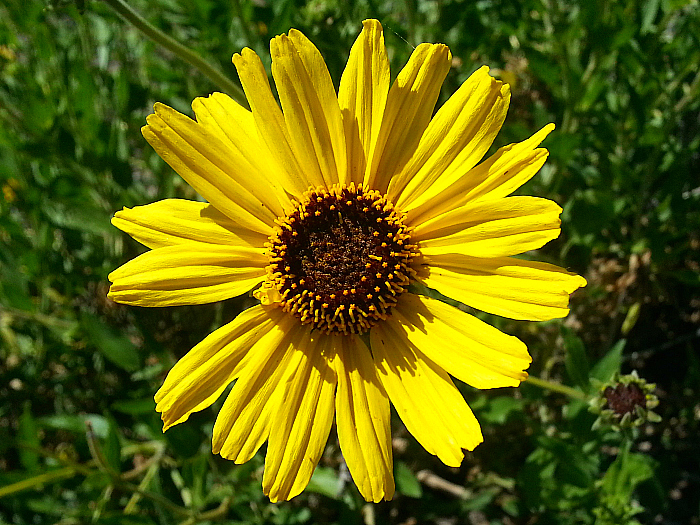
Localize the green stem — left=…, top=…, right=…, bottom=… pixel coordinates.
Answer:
left=123, top=452, right=160, bottom=514
left=0, top=467, right=77, bottom=498
left=1, top=305, right=75, bottom=329
left=14, top=443, right=191, bottom=516
left=525, top=375, right=587, bottom=401
left=100, top=0, right=248, bottom=108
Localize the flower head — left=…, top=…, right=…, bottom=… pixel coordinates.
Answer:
left=109, top=20, right=586, bottom=502
left=591, top=371, right=660, bottom=430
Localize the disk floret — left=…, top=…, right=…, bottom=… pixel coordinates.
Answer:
left=266, top=183, right=418, bottom=334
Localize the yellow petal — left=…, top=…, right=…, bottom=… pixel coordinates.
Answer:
left=371, top=322, right=482, bottom=466
left=338, top=20, right=390, bottom=185
left=142, top=103, right=278, bottom=234
left=391, top=66, right=510, bottom=209
left=191, top=92, right=290, bottom=213
left=108, top=244, right=266, bottom=306
left=270, top=30, right=347, bottom=188
left=232, top=48, right=309, bottom=197
left=212, top=316, right=306, bottom=463
left=394, top=294, right=532, bottom=389
left=264, top=332, right=337, bottom=502
left=365, top=43, right=451, bottom=193
left=415, top=196, right=562, bottom=258
left=335, top=334, right=394, bottom=502
left=191, top=92, right=256, bottom=146
left=406, top=124, right=554, bottom=224
left=462, top=123, right=556, bottom=202
left=154, top=305, right=285, bottom=430
left=418, top=255, right=587, bottom=321
left=112, top=199, right=267, bottom=249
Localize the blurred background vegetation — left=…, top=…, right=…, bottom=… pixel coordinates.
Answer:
left=1, top=0, right=699, bottom=523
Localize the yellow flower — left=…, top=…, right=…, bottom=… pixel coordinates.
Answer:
left=109, top=20, right=586, bottom=502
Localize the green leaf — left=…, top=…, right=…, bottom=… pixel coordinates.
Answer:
left=641, top=0, right=660, bottom=34
left=104, top=419, right=122, bottom=474
left=555, top=451, right=594, bottom=488
left=600, top=444, right=656, bottom=500
left=38, top=414, right=110, bottom=439
left=578, top=74, right=607, bottom=111
left=183, top=454, right=208, bottom=508
left=42, top=200, right=112, bottom=235
left=478, top=396, right=525, bottom=425
left=562, top=326, right=590, bottom=390
left=0, top=258, right=33, bottom=311
left=18, top=402, right=40, bottom=471
left=590, top=340, right=626, bottom=382
left=306, top=466, right=341, bottom=499
left=81, top=313, right=140, bottom=372
left=395, top=462, right=422, bottom=498
left=462, top=487, right=498, bottom=511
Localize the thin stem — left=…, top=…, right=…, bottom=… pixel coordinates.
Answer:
left=525, top=375, right=587, bottom=401
left=92, top=485, right=113, bottom=522
left=15, top=442, right=191, bottom=517
left=1, top=305, right=75, bottom=329
left=86, top=420, right=116, bottom=476
left=100, top=0, right=248, bottom=108
left=123, top=453, right=161, bottom=514
left=178, top=496, right=231, bottom=525
left=0, top=467, right=77, bottom=498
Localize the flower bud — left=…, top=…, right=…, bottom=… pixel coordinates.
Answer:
left=590, top=371, right=660, bottom=430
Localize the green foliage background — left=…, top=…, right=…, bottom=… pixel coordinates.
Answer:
left=1, top=0, right=699, bottom=523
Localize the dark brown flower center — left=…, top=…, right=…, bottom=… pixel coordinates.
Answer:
left=267, top=183, right=417, bottom=334
left=604, top=383, right=646, bottom=418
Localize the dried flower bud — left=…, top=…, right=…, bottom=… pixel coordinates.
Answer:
left=590, top=371, right=660, bottom=430
left=604, top=382, right=646, bottom=417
